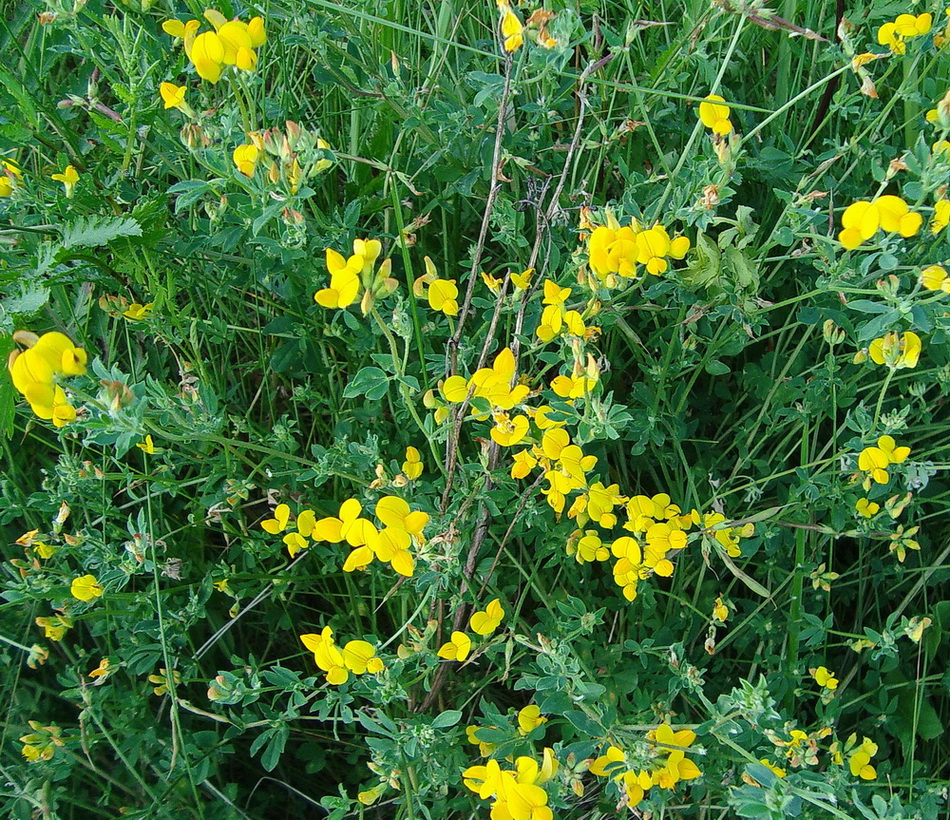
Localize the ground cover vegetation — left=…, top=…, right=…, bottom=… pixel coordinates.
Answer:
left=1, top=0, right=949, bottom=817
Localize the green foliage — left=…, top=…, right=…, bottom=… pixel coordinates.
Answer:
left=1, top=0, right=949, bottom=818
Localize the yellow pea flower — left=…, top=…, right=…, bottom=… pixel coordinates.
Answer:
left=261, top=503, right=290, bottom=534
left=855, top=497, right=880, bottom=518
left=402, top=446, right=423, bottom=479
left=490, top=412, right=530, bottom=446
left=159, top=82, right=187, bottom=111
left=868, top=330, right=921, bottom=369
left=123, top=302, right=154, bottom=320
left=437, top=631, right=471, bottom=661
left=50, top=164, right=79, bottom=197
left=70, top=574, right=103, bottom=602
left=921, top=264, right=950, bottom=292
left=931, top=200, right=950, bottom=234
left=517, top=704, right=547, bottom=734
left=499, top=3, right=524, bottom=52
left=232, top=144, right=260, bottom=177
left=713, top=596, right=729, bottom=623
left=812, top=665, right=839, bottom=690
left=136, top=435, right=156, bottom=454
left=698, top=94, right=733, bottom=135
left=427, top=278, right=459, bottom=316
left=469, top=598, right=505, bottom=635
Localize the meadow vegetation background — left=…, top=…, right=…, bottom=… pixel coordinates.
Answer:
left=1, top=0, right=949, bottom=817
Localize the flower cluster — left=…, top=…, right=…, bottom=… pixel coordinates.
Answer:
left=463, top=750, right=558, bottom=820
left=535, top=279, right=597, bottom=342
left=838, top=196, right=921, bottom=249
left=230, top=121, right=333, bottom=192
left=587, top=212, right=690, bottom=284
left=857, top=435, right=911, bottom=488
left=162, top=9, right=266, bottom=84
left=437, top=599, right=507, bottom=660
left=590, top=723, right=702, bottom=809
left=876, top=12, right=931, bottom=54
left=300, top=627, right=384, bottom=685
left=845, top=734, right=878, bottom=779
left=19, top=721, right=64, bottom=763
left=698, top=94, right=733, bottom=135
left=8, top=330, right=87, bottom=427
left=497, top=1, right=524, bottom=52
left=315, top=238, right=397, bottom=315
left=855, top=330, right=922, bottom=369
left=261, top=497, right=428, bottom=577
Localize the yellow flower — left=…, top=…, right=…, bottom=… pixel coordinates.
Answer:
left=88, top=658, right=112, bottom=679
left=877, top=22, right=906, bottom=54
left=470, top=598, right=505, bottom=635
left=893, top=12, right=932, bottom=37
left=490, top=412, right=530, bottom=446
left=232, top=144, right=260, bottom=177
left=868, top=330, right=921, bottom=369
left=301, top=627, right=349, bottom=684
left=931, top=200, right=950, bottom=234
left=0, top=159, right=20, bottom=196
left=509, top=268, right=533, bottom=289
left=848, top=736, right=878, bottom=779
left=70, top=574, right=103, bottom=602
left=499, top=3, right=524, bottom=52
left=261, top=503, right=290, bottom=534
left=159, top=82, right=188, bottom=111
left=19, top=722, right=64, bottom=762
left=437, top=630, right=471, bottom=661
left=341, top=640, right=385, bottom=674
left=698, top=94, right=733, bottom=135
left=517, top=704, right=547, bottom=735
left=921, top=264, right=950, bottom=292
left=136, top=435, right=156, bottom=454
left=123, top=302, right=154, bottom=320
left=511, top=448, right=538, bottom=479
left=35, top=615, right=72, bottom=641
left=402, top=445, right=423, bottom=479
left=427, top=278, right=459, bottom=316
left=855, top=497, right=880, bottom=518
left=812, top=666, right=839, bottom=690
left=838, top=196, right=921, bottom=249
left=713, top=596, right=729, bottom=623
left=759, top=759, right=786, bottom=778
left=51, top=164, right=79, bottom=197
left=147, top=667, right=181, bottom=696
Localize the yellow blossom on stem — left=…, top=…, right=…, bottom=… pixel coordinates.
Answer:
left=70, top=574, right=103, bottom=602
left=713, top=596, right=729, bottom=623
left=931, top=200, right=950, bottom=234
left=848, top=735, right=878, bottom=779
left=35, top=615, right=72, bottom=641
left=812, top=666, right=839, bottom=690
left=698, top=94, right=733, bottom=135
left=921, top=265, right=950, bottom=293
left=19, top=721, right=64, bottom=762
left=51, top=164, right=79, bottom=197
left=159, top=82, right=188, bottom=112
left=232, top=144, right=260, bottom=177
left=437, top=630, right=471, bottom=661
left=123, top=302, right=154, bottom=320
left=470, top=598, right=505, bottom=635
left=402, top=445, right=423, bottom=479
left=136, top=435, right=156, bottom=454
left=855, top=497, right=880, bottom=518
left=499, top=3, right=524, bottom=52
left=868, top=330, right=921, bottom=369
left=261, top=503, right=290, bottom=534
left=517, top=704, right=548, bottom=735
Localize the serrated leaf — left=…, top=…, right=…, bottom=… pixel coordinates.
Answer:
left=60, top=216, right=142, bottom=249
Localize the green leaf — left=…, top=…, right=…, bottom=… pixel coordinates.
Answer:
left=431, top=709, right=462, bottom=729
left=60, top=216, right=141, bottom=249
left=563, top=710, right=601, bottom=735
left=343, top=366, right=390, bottom=400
